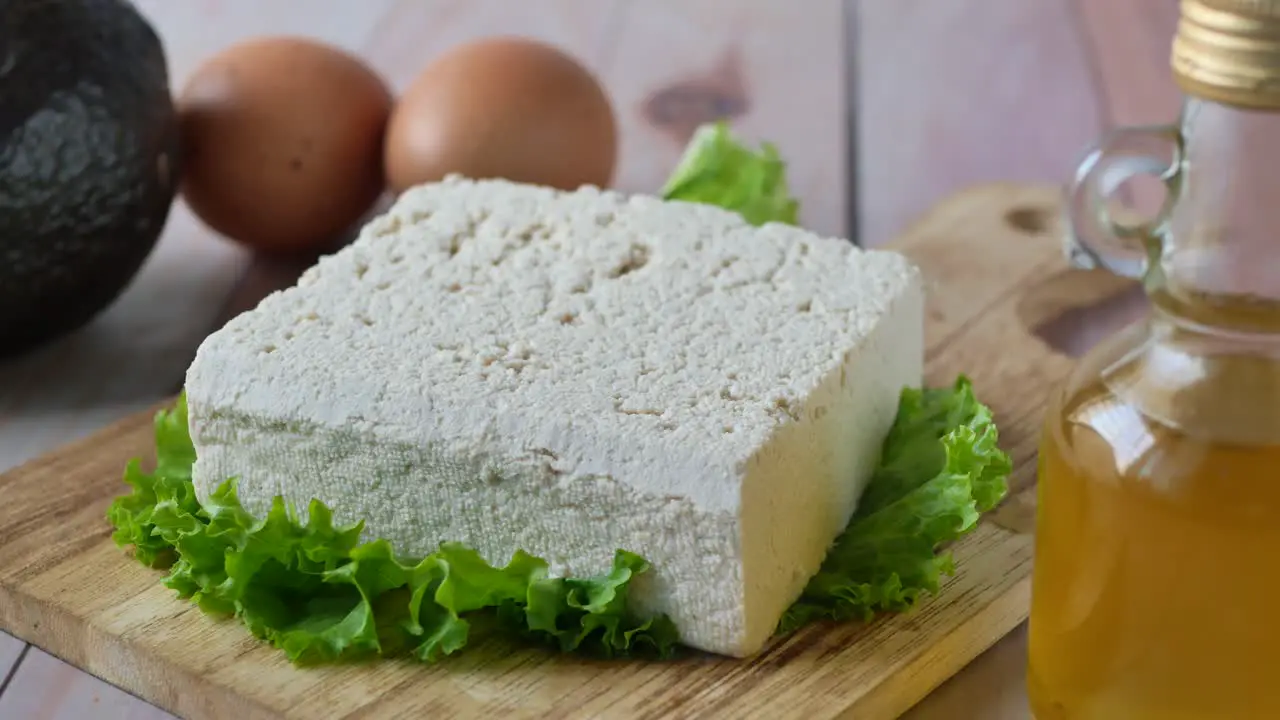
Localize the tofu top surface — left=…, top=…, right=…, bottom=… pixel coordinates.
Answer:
left=187, top=177, right=921, bottom=513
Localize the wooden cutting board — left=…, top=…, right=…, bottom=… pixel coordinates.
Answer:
left=0, top=183, right=1144, bottom=720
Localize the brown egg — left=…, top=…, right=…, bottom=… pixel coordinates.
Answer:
left=178, top=36, right=392, bottom=253
left=385, top=37, right=617, bottom=194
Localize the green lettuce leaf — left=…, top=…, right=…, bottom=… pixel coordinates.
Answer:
left=107, top=376, right=1008, bottom=664
left=106, top=397, right=679, bottom=665
left=778, top=376, right=1012, bottom=633
left=660, top=121, right=800, bottom=227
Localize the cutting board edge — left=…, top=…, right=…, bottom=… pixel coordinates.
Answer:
left=0, top=542, right=1034, bottom=720
left=0, top=581, right=282, bottom=720
left=861, top=574, right=1033, bottom=720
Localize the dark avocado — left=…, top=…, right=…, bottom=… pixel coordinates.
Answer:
left=0, top=0, right=180, bottom=358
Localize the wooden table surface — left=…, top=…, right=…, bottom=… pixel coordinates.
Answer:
left=0, top=1, right=1182, bottom=717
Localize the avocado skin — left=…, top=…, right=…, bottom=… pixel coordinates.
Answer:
left=0, top=0, right=181, bottom=359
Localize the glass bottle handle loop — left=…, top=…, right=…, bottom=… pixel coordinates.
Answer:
left=1065, top=124, right=1184, bottom=279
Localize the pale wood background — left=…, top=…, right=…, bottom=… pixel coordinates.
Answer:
left=0, top=0, right=1182, bottom=717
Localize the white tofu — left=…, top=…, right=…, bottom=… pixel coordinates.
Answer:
left=184, top=176, right=924, bottom=657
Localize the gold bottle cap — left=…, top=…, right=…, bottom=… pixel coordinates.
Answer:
left=1172, top=0, right=1280, bottom=109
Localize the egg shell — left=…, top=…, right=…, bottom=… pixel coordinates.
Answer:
left=385, top=36, right=617, bottom=194
left=178, top=36, right=392, bottom=253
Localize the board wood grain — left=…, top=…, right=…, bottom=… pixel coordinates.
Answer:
left=0, top=183, right=1143, bottom=719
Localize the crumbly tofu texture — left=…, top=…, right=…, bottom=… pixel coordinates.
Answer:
left=185, top=176, right=924, bottom=658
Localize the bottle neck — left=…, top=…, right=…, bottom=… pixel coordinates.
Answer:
left=1158, top=98, right=1280, bottom=333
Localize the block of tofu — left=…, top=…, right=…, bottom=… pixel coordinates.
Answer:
left=184, top=176, right=924, bottom=658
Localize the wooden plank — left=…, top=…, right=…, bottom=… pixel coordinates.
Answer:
left=854, top=0, right=1104, bottom=247
left=1073, top=0, right=1183, bottom=222
left=0, top=632, right=24, bottom=684
left=0, top=648, right=175, bottom=720
left=1076, top=0, right=1181, bottom=127
left=601, top=0, right=846, bottom=237
left=0, top=182, right=1138, bottom=719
